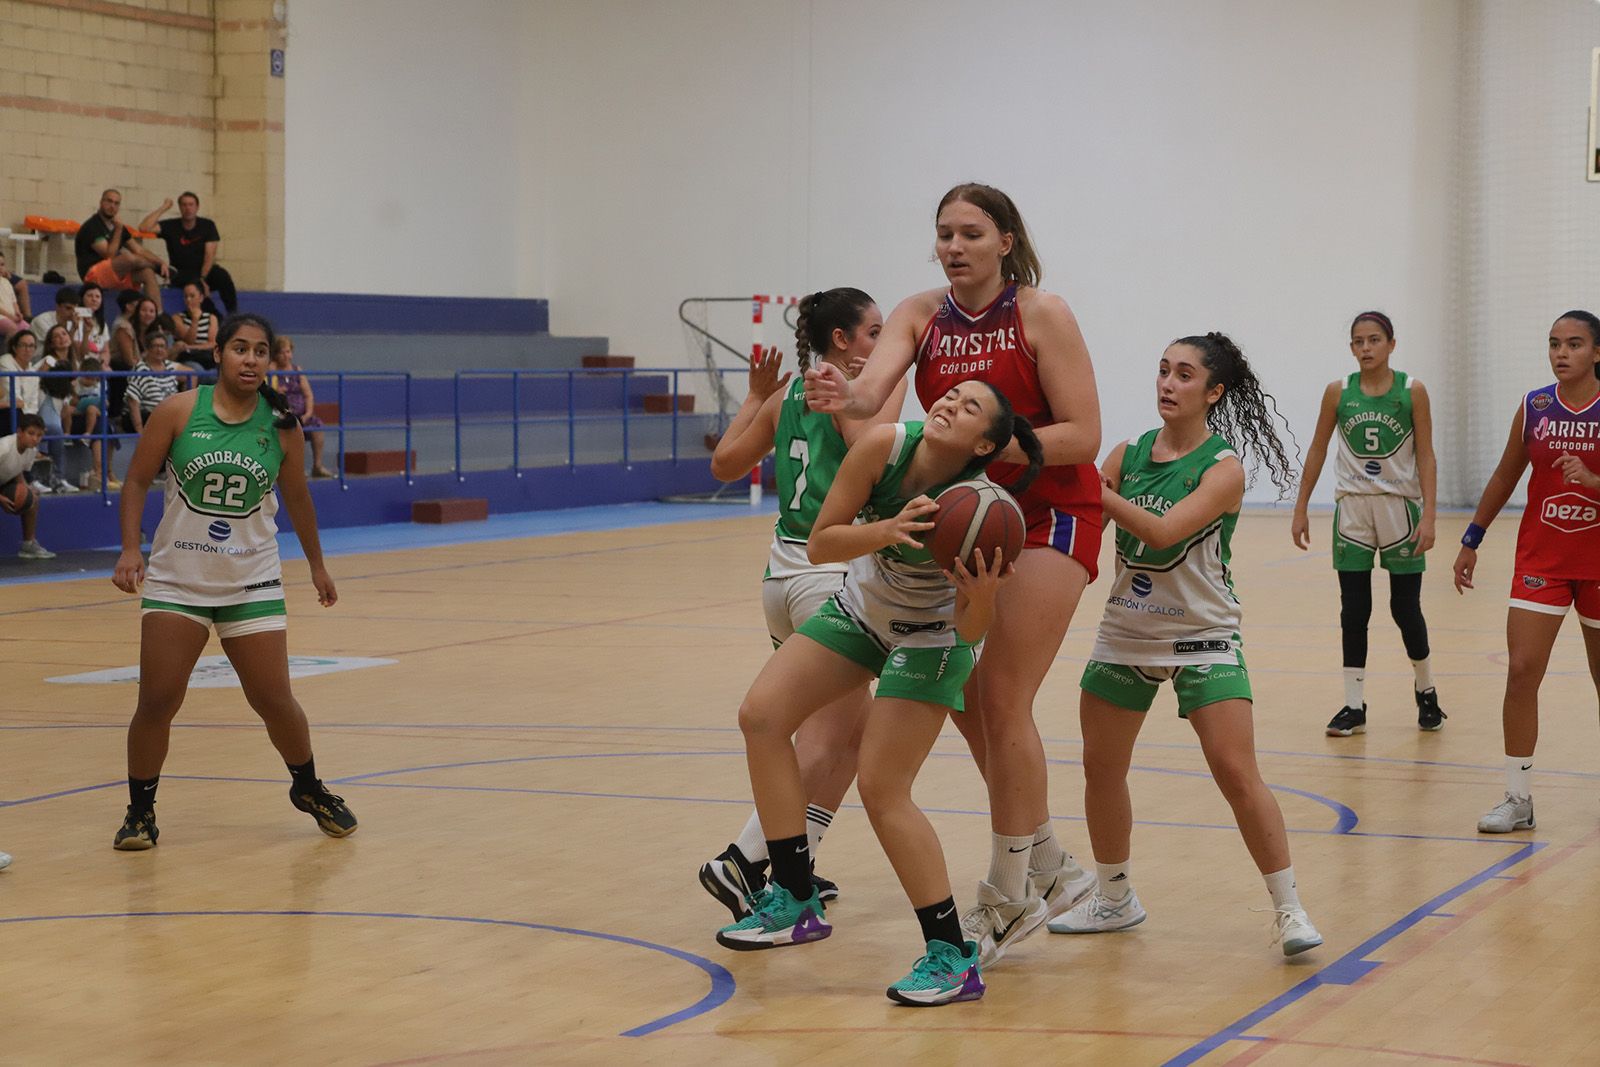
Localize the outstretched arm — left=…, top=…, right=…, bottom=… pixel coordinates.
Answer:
left=804, top=292, right=931, bottom=420
left=709, top=345, right=787, bottom=482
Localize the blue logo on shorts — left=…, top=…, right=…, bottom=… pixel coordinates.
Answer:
left=207, top=520, right=232, bottom=543
left=1364, top=460, right=1382, bottom=476
left=1131, top=572, right=1153, bottom=598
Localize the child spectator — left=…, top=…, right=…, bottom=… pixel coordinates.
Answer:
left=73, top=356, right=116, bottom=491
left=271, top=334, right=334, bottom=478
left=0, top=332, right=71, bottom=493
left=123, top=332, right=184, bottom=435
left=172, top=280, right=218, bottom=370
left=0, top=414, right=56, bottom=559
left=79, top=283, right=110, bottom=357
left=36, top=325, right=80, bottom=493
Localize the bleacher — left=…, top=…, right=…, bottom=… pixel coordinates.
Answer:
left=2, top=290, right=729, bottom=554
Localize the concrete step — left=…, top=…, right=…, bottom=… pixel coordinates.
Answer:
left=412, top=498, right=489, bottom=524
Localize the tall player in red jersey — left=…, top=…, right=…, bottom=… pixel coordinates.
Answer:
left=805, top=183, right=1100, bottom=965
left=1453, top=310, right=1600, bottom=834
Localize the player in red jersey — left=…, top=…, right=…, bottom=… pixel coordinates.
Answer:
left=1453, top=310, right=1600, bottom=833
left=805, top=183, right=1100, bottom=965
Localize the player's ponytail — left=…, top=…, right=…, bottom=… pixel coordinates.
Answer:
left=1555, top=309, right=1600, bottom=380
left=793, top=288, right=875, bottom=375
left=980, top=383, right=1043, bottom=496
left=216, top=312, right=300, bottom=430
left=1176, top=331, right=1300, bottom=500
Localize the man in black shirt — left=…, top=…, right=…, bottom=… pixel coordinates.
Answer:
left=155, top=191, right=237, bottom=314
left=75, top=189, right=167, bottom=300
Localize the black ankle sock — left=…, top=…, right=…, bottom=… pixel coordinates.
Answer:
left=766, top=834, right=811, bottom=899
left=287, top=758, right=319, bottom=793
left=915, top=896, right=964, bottom=949
left=128, top=776, right=159, bottom=812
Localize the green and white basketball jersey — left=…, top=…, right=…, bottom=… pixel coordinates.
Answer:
left=143, top=387, right=287, bottom=606
left=836, top=422, right=986, bottom=649
left=1091, top=429, right=1243, bottom=667
left=768, top=377, right=850, bottom=578
left=1334, top=371, right=1419, bottom=498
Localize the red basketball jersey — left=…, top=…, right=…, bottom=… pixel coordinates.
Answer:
left=913, top=285, right=1100, bottom=516
left=1515, top=383, right=1600, bottom=579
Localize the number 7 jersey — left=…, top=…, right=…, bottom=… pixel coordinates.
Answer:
left=144, top=386, right=287, bottom=606
left=768, top=376, right=850, bottom=577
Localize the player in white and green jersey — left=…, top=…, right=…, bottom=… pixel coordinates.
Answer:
left=109, top=313, right=356, bottom=851
left=699, top=289, right=904, bottom=922
left=718, top=379, right=1042, bottom=1005
left=1292, top=311, right=1443, bottom=737
left=1061, top=332, right=1323, bottom=959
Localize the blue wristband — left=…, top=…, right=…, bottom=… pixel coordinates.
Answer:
left=1461, top=523, right=1486, bottom=549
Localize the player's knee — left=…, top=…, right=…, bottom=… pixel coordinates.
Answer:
left=736, top=693, right=780, bottom=739
left=246, top=692, right=300, bottom=721
left=854, top=763, right=908, bottom=815
left=1080, top=748, right=1127, bottom=789
left=1209, top=759, right=1259, bottom=804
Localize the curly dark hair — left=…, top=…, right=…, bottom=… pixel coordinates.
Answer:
left=1173, top=332, right=1299, bottom=499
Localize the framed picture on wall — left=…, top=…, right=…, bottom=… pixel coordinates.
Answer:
left=1590, top=47, right=1600, bottom=181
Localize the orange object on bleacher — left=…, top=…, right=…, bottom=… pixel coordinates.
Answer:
left=24, top=215, right=78, bottom=235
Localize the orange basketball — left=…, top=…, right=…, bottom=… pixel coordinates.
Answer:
left=926, top=479, right=1025, bottom=574
left=1, top=479, right=28, bottom=512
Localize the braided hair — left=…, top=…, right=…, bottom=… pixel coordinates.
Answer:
left=1556, top=309, right=1600, bottom=380
left=978, top=383, right=1044, bottom=495
left=793, top=288, right=875, bottom=373
left=1173, top=332, right=1299, bottom=499
left=216, top=313, right=299, bottom=430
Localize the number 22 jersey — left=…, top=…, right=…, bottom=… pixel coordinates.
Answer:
left=144, top=386, right=287, bottom=606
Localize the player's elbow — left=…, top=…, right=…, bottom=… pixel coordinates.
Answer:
left=708, top=455, right=742, bottom=482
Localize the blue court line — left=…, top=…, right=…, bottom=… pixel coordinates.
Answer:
left=0, top=909, right=733, bottom=1039
left=0, top=781, right=121, bottom=808
left=1159, top=841, right=1545, bottom=1067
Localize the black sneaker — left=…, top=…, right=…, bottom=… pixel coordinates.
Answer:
left=699, top=844, right=768, bottom=921
left=289, top=783, right=358, bottom=837
left=1325, top=705, right=1367, bottom=737
left=811, top=869, right=839, bottom=903
left=113, top=806, right=159, bottom=850
left=1416, top=689, right=1447, bottom=731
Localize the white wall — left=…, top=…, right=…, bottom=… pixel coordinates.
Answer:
left=283, top=0, right=521, bottom=296
left=516, top=0, right=1462, bottom=502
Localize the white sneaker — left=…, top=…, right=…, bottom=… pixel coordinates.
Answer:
left=17, top=540, right=56, bottom=560
left=1031, top=859, right=1097, bottom=921
left=960, top=879, right=1047, bottom=967
left=1271, top=905, right=1323, bottom=956
left=28, top=479, right=51, bottom=496
left=1477, top=792, right=1535, bottom=833
left=1047, top=888, right=1147, bottom=933
left=0, top=849, right=10, bottom=870
left=49, top=477, right=79, bottom=494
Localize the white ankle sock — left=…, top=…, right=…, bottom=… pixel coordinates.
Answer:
left=1412, top=657, right=1434, bottom=693
left=734, top=809, right=767, bottom=863
left=990, top=833, right=1034, bottom=900
left=1506, top=755, right=1533, bottom=799
left=1343, top=667, right=1365, bottom=709
left=1264, top=866, right=1301, bottom=910
left=1031, top=819, right=1066, bottom=871
left=1096, top=860, right=1131, bottom=901
left=804, top=804, right=834, bottom=856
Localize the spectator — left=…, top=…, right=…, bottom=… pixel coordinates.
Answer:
left=172, top=280, right=218, bottom=370
left=75, top=189, right=168, bottom=300
left=108, top=294, right=159, bottom=423
left=29, top=286, right=86, bottom=357
left=271, top=335, right=335, bottom=478
left=78, top=283, right=110, bottom=357
left=0, top=414, right=56, bottom=559
left=155, top=191, right=237, bottom=314
left=0, top=251, right=25, bottom=340
left=8, top=259, right=31, bottom=322
left=123, top=332, right=184, bottom=435
left=72, top=356, right=116, bottom=491
left=0, top=331, right=70, bottom=493
left=36, top=325, right=80, bottom=494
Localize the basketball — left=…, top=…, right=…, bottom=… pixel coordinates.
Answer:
left=1, top=480, right=28, bottom=512
left=926, top=479, right=1025, bottom=574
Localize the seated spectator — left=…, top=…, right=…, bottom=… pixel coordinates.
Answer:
left=78, top=283, right=110, bottom=357
left=0, top=332, right=70, bottom=493
left=29, top=286, right=85, bottom=356
left=271, top=335, right=334, bottom=478
left=123, top=332, right=185, bottom=435
left=8, top=260, right=30, bottom=322
left=156, top=192, right=237, bottom=314
left=0, top=414, right=56, bottom=559
left=71, top=356, right=116, bottom=491
left=36, top=325, right=80, bottom=494
left=0, top=251, right=25, bottom=340
left=172, top=280, right=219, bottom=370
left=75, top=189, right=168, bottom=300
left=108, top=294, right=159, bottom=423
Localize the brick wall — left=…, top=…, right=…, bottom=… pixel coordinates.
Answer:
left=0, top=0, right=284, bottom=289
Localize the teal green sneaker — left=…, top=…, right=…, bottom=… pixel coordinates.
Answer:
left=886, top=938, right=985, bottom=1006
left=715, top=882, right=831, bottom=951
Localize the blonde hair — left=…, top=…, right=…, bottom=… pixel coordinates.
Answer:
left=936, top=183, right=1042, bottom=289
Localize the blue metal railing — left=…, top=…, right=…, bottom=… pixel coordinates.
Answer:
left=1, top=366, right=735, bottom=497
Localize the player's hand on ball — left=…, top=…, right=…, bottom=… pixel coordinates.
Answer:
left=747, top=345, right=790, bottom=402
left=889, top=495, right=938, bottom=549
left=311, top=566, right=337, bottom=607
left=1555, top=453, right=1600, bottom=489
left=1452, top=546, right=1475, bottom=594
left=803, top=362, right=850, bottom=413
left=949, top=547, right=1011, bottom=598
left=112, top=550, right=145, bottom=594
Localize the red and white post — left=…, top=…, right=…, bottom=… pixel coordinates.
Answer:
left=747, top=293, right=802, bottom=507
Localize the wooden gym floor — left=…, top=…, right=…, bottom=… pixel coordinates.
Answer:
left=1, top=506, right=1596, bottom=1066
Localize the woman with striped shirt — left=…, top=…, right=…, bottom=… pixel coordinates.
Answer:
left=124, top=332, right=187, bottom=435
